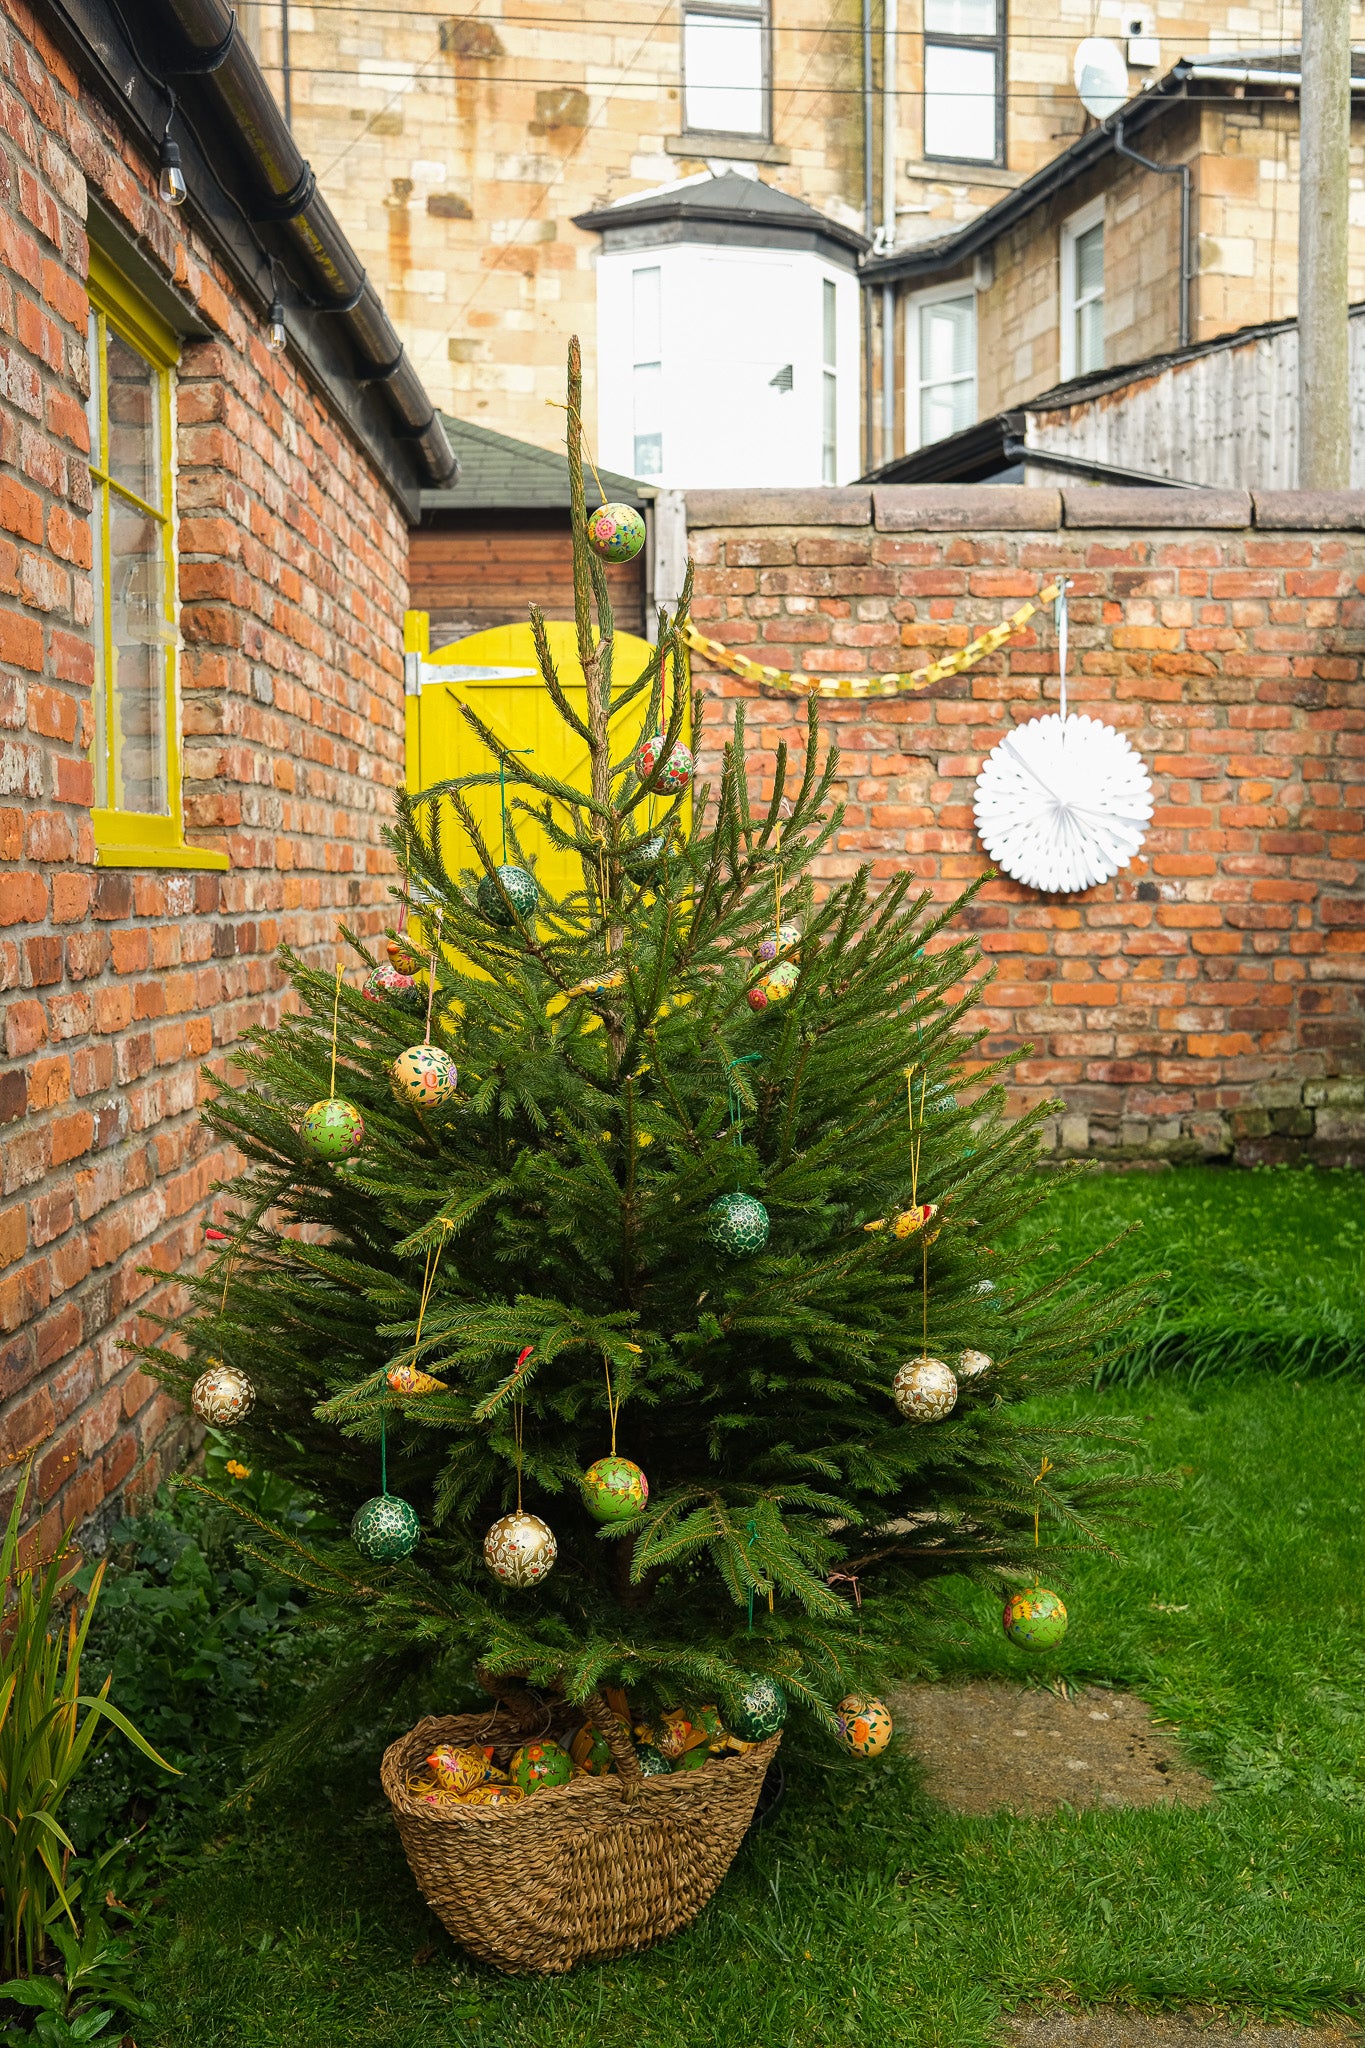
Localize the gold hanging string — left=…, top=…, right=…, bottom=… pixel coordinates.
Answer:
left=329, top=957, right=343, bottom=1100
left=602, top=1351, right=621, bottom=1456
left=906, top=1066, right=930, bottom=1354
left=423, top=908, right=445, bottom=1047
left=405, top=1219, right=453, bottom=1377
left=545, top=397, right=609, bottom=507
left=1033, top=1455, right=1054, bottom=1577
left=682, top=582, right=1061, bottom=700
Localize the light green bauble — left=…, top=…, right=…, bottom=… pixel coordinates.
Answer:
left=1002, top=1586, right=1068, bottom=1651
left=635, top=1744, right=672, bottom=1778
left=707, top=1192, right=770, bottom=1258
left=350, top=1493, right=421, bottom=1563
left=585, top=502, right=646, bottom=563
left=581, top=1454, right=649, bottom=1523
left=723, top=1673, right=787, bottom=1742
left=476, top=864, right=539, bottom=927
left=300, top=1097, right=365, bottom=1161
left=672, top=1742, right=708, bottom=1772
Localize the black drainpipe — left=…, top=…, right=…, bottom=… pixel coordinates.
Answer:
left=1113, top=115, right=1191, bottom=350
left=861, top=0, right=875, bottom=474
left=157, top=0, right=457, bottom=486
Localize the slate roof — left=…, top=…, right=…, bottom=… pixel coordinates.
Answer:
left=420, top=413, right=650, bottom=513
left=574, top=170, right=868, bottom=257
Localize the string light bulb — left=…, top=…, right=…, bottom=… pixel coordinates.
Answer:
left=157, top=135, right=186, bottom=207
left=266, top=294, right=287, bottom=352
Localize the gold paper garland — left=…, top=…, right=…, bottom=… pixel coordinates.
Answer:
left=680, top=581, right=1061, bottom=700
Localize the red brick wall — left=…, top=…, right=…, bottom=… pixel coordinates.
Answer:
left=684, top=484, right=1365, bottom=1166
left=0, top=3, right=409, bottom=1552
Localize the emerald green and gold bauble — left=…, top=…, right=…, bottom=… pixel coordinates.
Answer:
left=351, top=1493, right=421, bottom=1562
left=581, top=1454, right=649, bottom=1522
left=300, top=1096, right=366, bottom=1161
left=723, top=1673, right=787, bottom=1742
left=476, top=864, right=539, bottom=926
left=635, top=1744, right=671, bottom=1777
left=707, top=1191, right=770, bottom=1257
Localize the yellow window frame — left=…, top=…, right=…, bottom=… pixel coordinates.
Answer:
left=87, top=246, right=226, bottom=870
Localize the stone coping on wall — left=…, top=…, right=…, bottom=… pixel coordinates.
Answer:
left=680, top=485, right=1365, bottom=531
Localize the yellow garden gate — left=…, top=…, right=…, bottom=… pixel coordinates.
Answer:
left=402, top=613, right=677, bottom=902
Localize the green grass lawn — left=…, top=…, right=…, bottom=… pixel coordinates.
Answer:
left=136, top=1169, right=1365, bottom=2047
left=1017, top=1162, right=1364, bottom=1384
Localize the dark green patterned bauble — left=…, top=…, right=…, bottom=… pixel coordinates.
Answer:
left=635, top=1744, right=672, bottom=1777
left=707, top=1192, right=770, bottom=1257
left=723, top=1673, right=787, bottom=1742
left=625, top=831, right=672, bottom=880
left=350, top=1493, right=421, bottom=1562
left=476, top=864, right=539, bottom=927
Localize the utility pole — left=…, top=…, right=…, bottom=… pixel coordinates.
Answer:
left=1298, top=0, right=1351, bottom=488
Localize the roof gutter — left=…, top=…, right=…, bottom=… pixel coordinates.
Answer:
left=154, top=0, right=457, bottom=487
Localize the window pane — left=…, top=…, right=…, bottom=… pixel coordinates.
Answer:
left=106, top=329, right=159, bottom=508
left=633, top=267, right=661, bottom=362
left=924, top=43, right=997, bottom=160
left=109, top=497, right=169, bottom=815
left=683, top=13, right=765, bottom=134
left=822, top=367, right=837, bottom=483
left=633, top=360, right=662, bottom=476
left=924, top=0, right=996, bottom=33
left=1075, top=221, right=1104, bottom=298
left=822, top=277, right=837, bottom=367
left=920, top=375, right=975, bottom=445
left=91, top=478, right=109, bottom=810
left=1076, top=295, right=1105, bottom=373
left=920, top=296, right=974, bottom=381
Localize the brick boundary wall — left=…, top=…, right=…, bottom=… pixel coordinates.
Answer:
left=683, top=485, right=1365, bottom=1168
left=0, top=6, right=409, bottom=1554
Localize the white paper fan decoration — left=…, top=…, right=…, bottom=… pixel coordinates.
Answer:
left=972, top=586, right=1152, bottom=894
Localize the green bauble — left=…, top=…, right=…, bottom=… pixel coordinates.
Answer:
left=1002, top=1586, right=1068, bottom=1651
left=672, top=1741, right=708, bottom=1772
left=350, top=1493, right=421, bottom=1562
left=476, top=864, right=539, bottom=926
left=510, top=1739, right=574, bottom=1793
left=300, top=1097, right=365, bottom=1161
left=635, top=1744, right=671, bottom=1777
left=624, top=831, right=672, bottom=880
left=723, top=1673, right=787, bottom=1742
left=581, top=1454, right=649, bottom=1523
left=586, top=502, right=646, bottom=563
left=707, top=1192, right=770, bottom=1257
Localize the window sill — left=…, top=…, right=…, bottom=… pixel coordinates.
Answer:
left=667, top=133, right=791, bottom=164
left=95, top=842, right=229, bottom=871
left=907, top=159, right=1017, bottom=188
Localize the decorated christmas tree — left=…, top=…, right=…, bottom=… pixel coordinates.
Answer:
left=152, top=341, right=1142, bottom=1787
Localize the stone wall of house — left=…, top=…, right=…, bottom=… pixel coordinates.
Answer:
left=682, top=483, right=1365, bottom=1168
left=0, top=5, right=409, bottom=1555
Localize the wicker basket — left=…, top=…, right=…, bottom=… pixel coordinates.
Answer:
left=380, top=1690, right=781, bottom=1974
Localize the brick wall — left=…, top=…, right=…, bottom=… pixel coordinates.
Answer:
left=683, top=483, right=1365, bottom=1167
left=0, top=3, right=409, bottom=1553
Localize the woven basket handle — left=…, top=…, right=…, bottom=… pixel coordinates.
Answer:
left=583, top=1687, right=644, bottom=1805
left=475, top=1665, right=543, bottom=1734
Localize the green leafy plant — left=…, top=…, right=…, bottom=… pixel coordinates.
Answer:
left=0, top=1908, right=145, bottom=2046
left=65, top=1449, right=316, bottom=1855
left=0, top=1468, right=177, bottom=1980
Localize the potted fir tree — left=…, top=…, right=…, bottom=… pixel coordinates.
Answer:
left=151, top=343, right=1139, bottom=1973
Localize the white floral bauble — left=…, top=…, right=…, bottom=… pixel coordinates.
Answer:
left=893, top=1355, right=958, bottom=1422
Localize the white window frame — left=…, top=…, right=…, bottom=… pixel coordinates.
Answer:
left=681, top=0, right=770, bottom=140
left=1059, top=196, right=1106, bottom=382
left=905, top=279, right=978, bottom=453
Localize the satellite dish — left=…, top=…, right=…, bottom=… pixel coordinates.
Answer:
left=1074, top=37, right=1130, bottom=120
